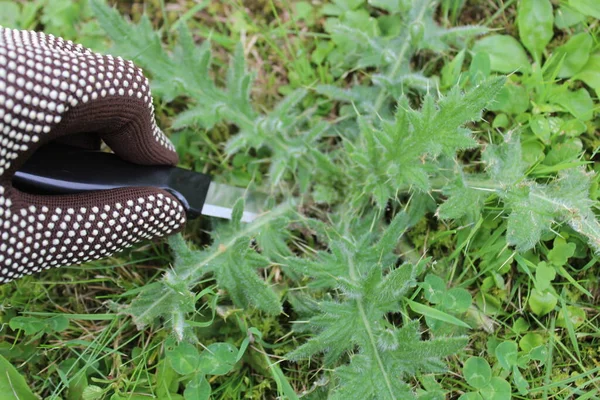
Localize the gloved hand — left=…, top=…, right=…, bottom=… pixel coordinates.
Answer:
left=0, top=27, right=186, bottom=284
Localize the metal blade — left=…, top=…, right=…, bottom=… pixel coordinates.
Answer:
left=13, top=143, right=269, bottom=223
left=201, top=181, right=267, bottom=223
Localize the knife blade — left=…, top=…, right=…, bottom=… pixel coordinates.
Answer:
left=12, top=143, right=266, bottom=222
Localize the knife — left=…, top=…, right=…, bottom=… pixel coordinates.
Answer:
left=12, top=143, right=266, bottom=223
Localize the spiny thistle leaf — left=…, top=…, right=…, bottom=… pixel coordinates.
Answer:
left=213, top=237, right=281, bottom=315
left=436, top=174, right=488, bottom=222
left=91, top=0, right=255, bottom=122
left=92, top=0, right=336, bottom=191
left=119, top=204, right=292, bottom=340
left=324, top=0, right=487, bottom=76
left=438, top=133, right=600, bottom=253
left=332, top=354, right=414, bottom=400
left=331, top=323, right=467, bottom=400
left=346, top=77, right=505, bottom=208
left=120, top=281, right=196, bottom=341
left=503, top=167, right=600, bottom=253
left=286, top=209, right=465, bottom=399
left=89, top=0, right=172, bottom=81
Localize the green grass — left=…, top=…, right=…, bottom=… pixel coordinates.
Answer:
left=1, top=0, right=599, bottom=399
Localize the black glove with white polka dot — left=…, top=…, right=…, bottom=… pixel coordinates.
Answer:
left=0, top=27, right=187, bottom=283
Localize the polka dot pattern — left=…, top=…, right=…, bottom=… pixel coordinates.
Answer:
left=0, top=28, right=187, bottom=283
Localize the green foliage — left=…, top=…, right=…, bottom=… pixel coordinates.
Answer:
left=120, top=200, right=289, bottom=340
left=492, top=338, right=550, bottom=395
left=9, top=315, right=69, bottom=336
left=463, top=357, right=492, bottom=389
left=460, top=357, right=511, bottom=400
left=438, top=133, right=600, bottom=253
left=225, top=89, right=337, bottom=191
left=163, top=337, right=244, bottom=399
left=470, top=20, right=598, bottom=146
left=345, top=77, right=504, bottom=208
left=568, top=0, right=600, bottom=19
left=91, top=0, right=334, bottom=192
left=91, top=0, right=234, bottom=103
left=556, top=306, right=587, bottom=328
left=286, top=210, right=467, bottom=399
left=555, top=33, right=594, bottom=78
left=472, top=35, right=530, bottom=74
left=418, top=274, right=472, bottom=334
left=98, top=0, right=494, bottom=197
left=321, top=0, right=487, bottom=79
left=517, top=0, right=553, bottom=63
left=2, top=0, right=599, bottom=398
left=0, top=355, right=37, bottom=400
left=0, top=0, right=41, bottom=30
left=0, top=0, right=105, bottom=49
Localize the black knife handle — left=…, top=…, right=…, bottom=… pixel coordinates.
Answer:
left=11, top=143, right=211, bottom=219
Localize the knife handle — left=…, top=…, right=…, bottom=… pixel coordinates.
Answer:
left=12, top=143, right=211, bottom=219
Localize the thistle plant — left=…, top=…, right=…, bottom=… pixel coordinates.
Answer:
left=118, top=200, right=291, bottom=341
left=286, top=210, right=467, bottom=399
left=343, top=78, right=505, bottom=209
left=438, top=133, right=600, bottom=253
left=80, top=0, right=600, bottom=398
